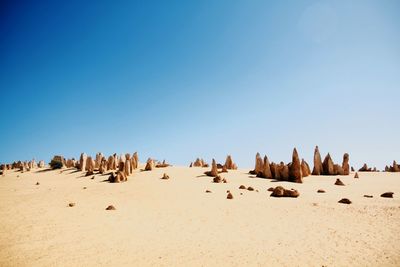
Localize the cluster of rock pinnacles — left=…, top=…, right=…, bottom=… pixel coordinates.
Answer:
left=0, top=159, right=45, bottom=173
left=247, top=146, right=351, bottom=183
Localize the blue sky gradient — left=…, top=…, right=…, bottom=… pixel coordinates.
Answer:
left=0, top=0, right=399, bottom=168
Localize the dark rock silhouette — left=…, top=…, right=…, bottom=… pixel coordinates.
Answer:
left=338, top=198, right=351, bottom=204
left=380, top=192, right=394, bottom=198
left=335, top=179, right=345, bottom=186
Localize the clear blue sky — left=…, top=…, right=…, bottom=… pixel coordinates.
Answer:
left=0, top=0, right=399, bottom=169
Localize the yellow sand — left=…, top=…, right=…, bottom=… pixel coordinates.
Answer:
left=0, top=166, right=399, bottom=267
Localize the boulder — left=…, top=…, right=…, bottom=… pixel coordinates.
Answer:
left=270, top=186, right=299, bottom=198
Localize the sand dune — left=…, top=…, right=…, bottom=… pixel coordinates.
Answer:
left=0, top=166, right=399, bottom=266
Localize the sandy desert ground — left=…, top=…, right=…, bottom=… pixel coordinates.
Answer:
left=0, top=166, right=399, bottom=267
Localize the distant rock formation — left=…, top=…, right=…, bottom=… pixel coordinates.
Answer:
left=144, top=158, right=155, bottom=171
left=224, top=155, right=237, bottom=170
left=192, top=158, right=208, bottom=167
left=79, top=153, right=87, bottom=171
left=156, top=160, right=171, bottom=168
left=205, top=159, right=218, bottom=177
left=312, top=146, right=350, bottom=176
left=359, top=163, right=372, bottom=172
left=387, top=161, right=400, bottom=172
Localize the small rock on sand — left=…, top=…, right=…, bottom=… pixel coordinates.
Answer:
left=381, top=192, right=394, bottom=198
left=239, top=185, right=246, bottom=189
left=338, top=198, right=351, bottom=204
left=68, top=203, right=75, bottom=207
left=335, top=179, right=345, bottom=186
left=317, top=189, right=326, bottom=193
left=247, top=186, right=254, bottom=191
left=106, top=205, right=116, bottom=210
left=267, top=187, right=274, bottom=192
left=36, top=182, right=40, bottom=185
left=363, top=195, right=373, bottom=198
left=205, top=190, right=212, bottom=193
left=227, top=192, right=233, bottom=199
left=354, top=172, right=359, bottom=178
left=161, top=173, right=170, bottom=180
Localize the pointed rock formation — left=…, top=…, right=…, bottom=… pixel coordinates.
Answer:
left=227, top=192, right=233, bottom=199
left=261, top=155, right=272, bottom=178
left=205, top=159, right=218, bottom=177
left=161, top=173, right=170, bottom=180
left=250, top=153, right=263, bottom=175
left=221, top=165, right=228, bottom=173
left=289, top=148, right=302, bottom=183
left=124, top=160, right=131, bottom=177
left=38, top=160, right=45, bottom=168
left=354, top=172, right=359, bottom=178
left=301, top=159, right=311, bottom=177
left=95, top=153, right=103, bottom=169
left=312, top=146, right=323, bottom=175
left=322, top=153, right=334, bottom=175
left=79, top=153, right=87, bottom=171
left=133, top=152, right=139, bottom=169
left=342, top=153, right=350, bottom=175
left=392, top=161, right=400, bottom=172
left=224, top=155, right=236, bottom=170
left=334, top=179, right=345, bottom=186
